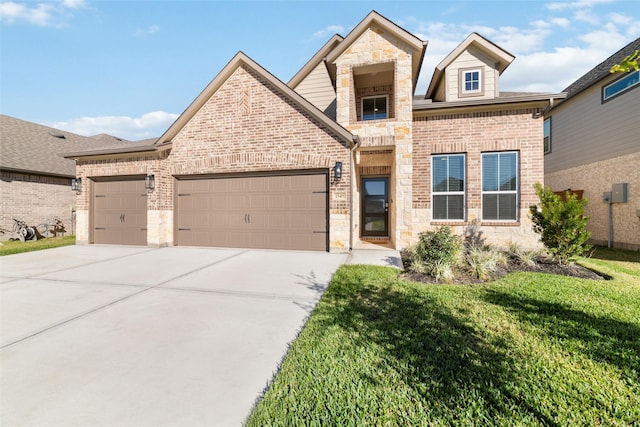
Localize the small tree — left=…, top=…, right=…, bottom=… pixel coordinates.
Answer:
left=530, top=183, right=592, bottom=264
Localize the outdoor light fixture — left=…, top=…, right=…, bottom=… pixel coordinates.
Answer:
left=71, top=177, right=82, bottom=194
left=145, top=174, right=155, bottom=191
left=334, top=162, right=342, bottom=180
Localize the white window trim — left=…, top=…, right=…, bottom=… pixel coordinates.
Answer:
left=461, top=68, right=483, bottom=95
left=543, top=117, right=552, bottom=154
left=602, top=70, right=640, bottom=102
left=361, top=95, right=389, bottom=121
left=481, top=151, right=519, bottom=222
left=431, top=154, right=466, bottom=221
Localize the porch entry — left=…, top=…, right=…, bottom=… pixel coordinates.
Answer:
left=361, top=177, right=389, bottom=237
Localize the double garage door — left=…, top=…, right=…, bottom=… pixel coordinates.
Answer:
left=175, top=172, right=328, bottom=251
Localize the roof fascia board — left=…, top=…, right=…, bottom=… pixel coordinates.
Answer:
left=0, top=166, right=74, bottom=179
left=62, top=145, right=159, bottom=159
left=156, top=51, right=355, bottom=146
left=288, top=34, right=344, bottom=89
left=413, top=93, right=567, bottom=114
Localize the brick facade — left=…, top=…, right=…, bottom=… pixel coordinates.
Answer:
left=0, top=171, right=75, bottom=239
left=545, top=152, right=640, bottom=250
left=412, top=107, right=546, bottom=248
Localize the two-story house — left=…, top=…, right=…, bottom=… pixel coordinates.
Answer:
left=64, top=11, right=564, bottom=252
left=544, top=37, right=640, bottom=250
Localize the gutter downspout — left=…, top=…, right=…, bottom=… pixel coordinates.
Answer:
left=349, top=135, right=361, bottom=251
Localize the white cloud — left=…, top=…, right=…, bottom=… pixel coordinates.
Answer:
left=408, top=7, right=637, bottom=96
left=545, top=0, right=614, bottom=11
left=0, top=0, right=84, bottom=27
left=135, top=24, right=160, bottom=37
left=313, top=24, right=345, bottom=38
left=48, top=111, right=179, bottom=141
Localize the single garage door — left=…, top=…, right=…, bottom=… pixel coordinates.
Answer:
left=92, top=179, right=147, bottom=245
left=175, top=172, right=328, bottom=251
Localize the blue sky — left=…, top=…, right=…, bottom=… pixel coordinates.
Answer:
left=1, top=0, right=638, bottom=140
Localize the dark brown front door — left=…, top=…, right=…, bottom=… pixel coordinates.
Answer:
left=92, top=179, right=147, bottom=245
left=361, top=177, right=389, bottom=237
left=175, top=172, right=328, bottom=251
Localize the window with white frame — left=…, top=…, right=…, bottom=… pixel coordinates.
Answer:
left=361, top=95, right=388, bottom=120
left=482, top=152, right=518, bottom=221
left=543, top=117, right=551, bottom=154
left=462, top=68, right=482, bottom=94
left=602, top=70, right=639, bottom=102
left=432, top=154, right=465, bottom=220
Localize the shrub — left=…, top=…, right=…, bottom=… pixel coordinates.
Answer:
left=465, top=246, right=507, bottom=280
left=413, top=226, right=462, bottom=274
left=507, top=242, right=543, bottom=267
left=530, top=183, right=592, bottom=264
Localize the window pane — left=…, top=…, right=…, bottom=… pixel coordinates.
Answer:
left=482, top=154, right=499, bottom=191
left=498, top=194, right=517, bottom=220
left=433, top=195, right=447, bottom=219
left=362, top=96, right=387, bottom=120
left=433, top=156, right=448, bottom=192
left=499, top=153, right=517, bottom=191
left=448, top=195, right=464, bottom=220
left=604, top=70, right=639, bottom=100
left=449, top=155, right=464, bottom=191
left=483, top=194, right=498, bottom=220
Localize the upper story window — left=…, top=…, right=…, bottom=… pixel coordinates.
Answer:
left=482, top=151, right=518, bottom=221
left=459, top=67, right=484, bottom=97
left=432, top=154, right=465, bottom=221
left=362, top=95, right=388, bottom=121
left=602, top=70, right=639, bottom=102
left=543, top=117, right=551, bottom=154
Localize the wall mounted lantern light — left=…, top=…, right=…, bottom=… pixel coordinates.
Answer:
left=71, top=177, right=82, bottom=194
left=145, top=174, right=155, bottom=191
left=334, top=162, right=342, bottom=181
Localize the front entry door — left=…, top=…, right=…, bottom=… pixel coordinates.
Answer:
left=361, top=177, right=389, bottom=237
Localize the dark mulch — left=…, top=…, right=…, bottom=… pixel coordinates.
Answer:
left=401, top=255, right=605, bottom=285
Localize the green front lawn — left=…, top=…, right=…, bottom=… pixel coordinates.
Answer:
left=0, top=235, right=75, bottom=256
left=247, top=251, right=640, bottom=426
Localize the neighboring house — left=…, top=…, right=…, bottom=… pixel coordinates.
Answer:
left=544, top=38, right=640, bottom=250
left=64, top=11, right=564, bottom=252
left=0, top=114, right=147, bottom=239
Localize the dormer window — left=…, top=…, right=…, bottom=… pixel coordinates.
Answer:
left=459, top=67, right=484, bottom=97
left=362, top=95, right=388, bottom=121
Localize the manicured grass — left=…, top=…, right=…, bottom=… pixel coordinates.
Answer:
left=0, top=236, right=75, bottom=256
left=247, top=254, right=640, bottom=426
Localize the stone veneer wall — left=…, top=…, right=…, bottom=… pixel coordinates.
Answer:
left=412, top=108, right=545, bottom=249
left=0, top=171, right=76, bottom=239
left=167, top=65, right=352, bottom=252
left=334, top=26, right=415, bottom=248
left=545, top=152, right=640, bottom=250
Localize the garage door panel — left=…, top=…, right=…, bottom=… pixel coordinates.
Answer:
left=93, top=180, right=147, bottom=246
left=176, top=173, right=328, bottom=251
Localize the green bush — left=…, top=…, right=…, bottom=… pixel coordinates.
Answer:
left=413, top=226, right=462, bottom=276
left=465, top=246, right=507, bottom=280
left=530, top=183, right=592, bottom=264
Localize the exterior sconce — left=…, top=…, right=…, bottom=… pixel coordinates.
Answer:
left=71, top=177, right=82, bottom=194
left=145, top=174, right=155, bottom=191
left=334, top=162, right=342, bottom=180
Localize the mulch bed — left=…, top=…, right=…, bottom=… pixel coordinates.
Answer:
left=401, top=256, right=605, bottom=285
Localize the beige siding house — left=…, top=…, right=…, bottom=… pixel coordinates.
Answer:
left=65, top=11, right=564, bottom=252
left=545, top=37, right=640, bottom=250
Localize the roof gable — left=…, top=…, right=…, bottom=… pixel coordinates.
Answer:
left=426, top=33, right=515, bottom=99
left=323, top=10, right=427, bottom=94
left=288, top=34, right=344, bottom=89
left=156, top=51, right=354, bottom=146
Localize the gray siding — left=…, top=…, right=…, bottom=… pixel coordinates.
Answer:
left=545, top=72, right=640, bottom=173
left=291, top=62, right=337, bottom=120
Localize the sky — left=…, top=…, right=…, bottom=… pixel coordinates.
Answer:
left=1, top=0, right=639, bottom=141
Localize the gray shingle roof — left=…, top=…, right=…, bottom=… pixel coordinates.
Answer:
left=563, top=37, right=640, bottom=100
left=0, top=115, right=143, bottom=177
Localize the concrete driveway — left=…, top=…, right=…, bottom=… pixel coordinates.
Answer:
left=1, top=245, right=347, bottom=426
